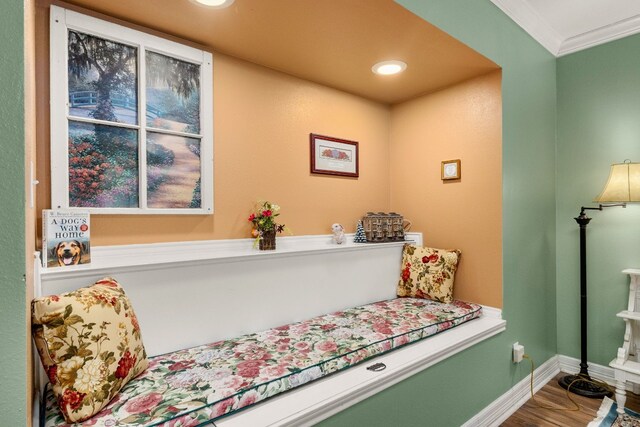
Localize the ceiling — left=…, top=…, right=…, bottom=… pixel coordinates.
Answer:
left=491, top=0, right=640, bottom=56
left=61, top=0, right=498, bottom=105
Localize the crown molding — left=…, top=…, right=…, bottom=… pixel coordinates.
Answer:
left=558, top=13, right=640, bottom=56
left=490, top=0, right=563, bottom=55
left=492, top=0, right=640, bottom=57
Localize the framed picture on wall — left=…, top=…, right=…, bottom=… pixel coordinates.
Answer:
left=49, top=5, right=213, bottom=215
left=441, top=159, right=461, bottom=180
left=310, top=134, right=359, bottom=178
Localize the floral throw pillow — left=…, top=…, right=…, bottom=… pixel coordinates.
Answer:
left=32, top=277, right=148, bottom=423
left=397, top=245, right=461, bottom=303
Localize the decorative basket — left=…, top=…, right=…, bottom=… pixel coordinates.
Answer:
left=259, top=229, right=276, bottom=250
left=362, top=212, right=406, bottom=242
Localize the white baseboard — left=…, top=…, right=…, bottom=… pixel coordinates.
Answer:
left=558, top=354, right=638, bottom=392
left=464, top=354, right=632, bottom=427
left=462, top=355, right=560, bottom=427
left=557, top=355, right=617, bottom=386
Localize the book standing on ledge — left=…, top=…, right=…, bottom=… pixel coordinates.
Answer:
left=42, top=210, right=91, bottom=268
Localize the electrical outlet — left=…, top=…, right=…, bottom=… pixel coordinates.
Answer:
left=513, top=342, right=525, bottom=363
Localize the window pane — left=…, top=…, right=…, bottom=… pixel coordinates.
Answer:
left=147, top=132, right=201, bottom=208
left=68, top=30, right=138, bottom=125
left=146, top=51, right=200, bottom=134
left=68, top=121, right=139, bottom=208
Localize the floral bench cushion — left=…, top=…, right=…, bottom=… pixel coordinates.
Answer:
left=44, top=298, right=481, bottom=426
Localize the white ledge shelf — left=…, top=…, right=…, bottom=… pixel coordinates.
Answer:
left=37, top=232, right=421, bottom=280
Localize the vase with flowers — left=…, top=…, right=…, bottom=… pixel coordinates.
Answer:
left=248, top=201, right=286, bottom=250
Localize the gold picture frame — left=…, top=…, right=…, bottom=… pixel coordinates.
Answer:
left=441, top=159, right=461, bottom=180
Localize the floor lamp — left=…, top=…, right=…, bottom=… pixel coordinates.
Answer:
left=559, top=160, right=640, bottom=398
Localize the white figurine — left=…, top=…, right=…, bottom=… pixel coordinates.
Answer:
left=331, top=223, right=346, bottom=244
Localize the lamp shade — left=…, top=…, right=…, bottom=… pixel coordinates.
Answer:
left=594, top=160, right=640, bottom=203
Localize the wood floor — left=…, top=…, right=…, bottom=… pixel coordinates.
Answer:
left=501, top=373, right=640, bottom=426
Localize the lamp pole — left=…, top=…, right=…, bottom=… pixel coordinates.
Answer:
left=576, top=211, right=591, bottom=379
left=558, top=205, right=624, bottom=398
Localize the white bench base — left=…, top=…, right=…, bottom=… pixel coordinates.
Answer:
left=32, top=233, right=506, bottom=426
left=220, top=309, right=504, bottom=427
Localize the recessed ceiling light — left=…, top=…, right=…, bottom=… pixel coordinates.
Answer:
left=372, top=60, right=407, bottom=76
left=191, top=0, right=235, bottom=8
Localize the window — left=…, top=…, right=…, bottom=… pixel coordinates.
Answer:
left=50, top=6, right=213, bottom=214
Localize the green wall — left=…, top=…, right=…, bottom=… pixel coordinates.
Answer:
left=557, top=36, right=640, bottom=365
left=0, top=0, right=27, bottom=426
left=4, top=2, right=634, bottom=426
left=321, top=1, right=558, bottom=426
left=18, top=1, right=635, bottom=425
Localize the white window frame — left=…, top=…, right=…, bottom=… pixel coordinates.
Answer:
left=50, top=5, right=213, bottom=215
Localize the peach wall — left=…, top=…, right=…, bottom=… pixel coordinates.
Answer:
left=390, top=71, right=503, bottom=308
left=34, top=3, right=502, bottom=307
left=35, top=3, right=391, bottom=244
